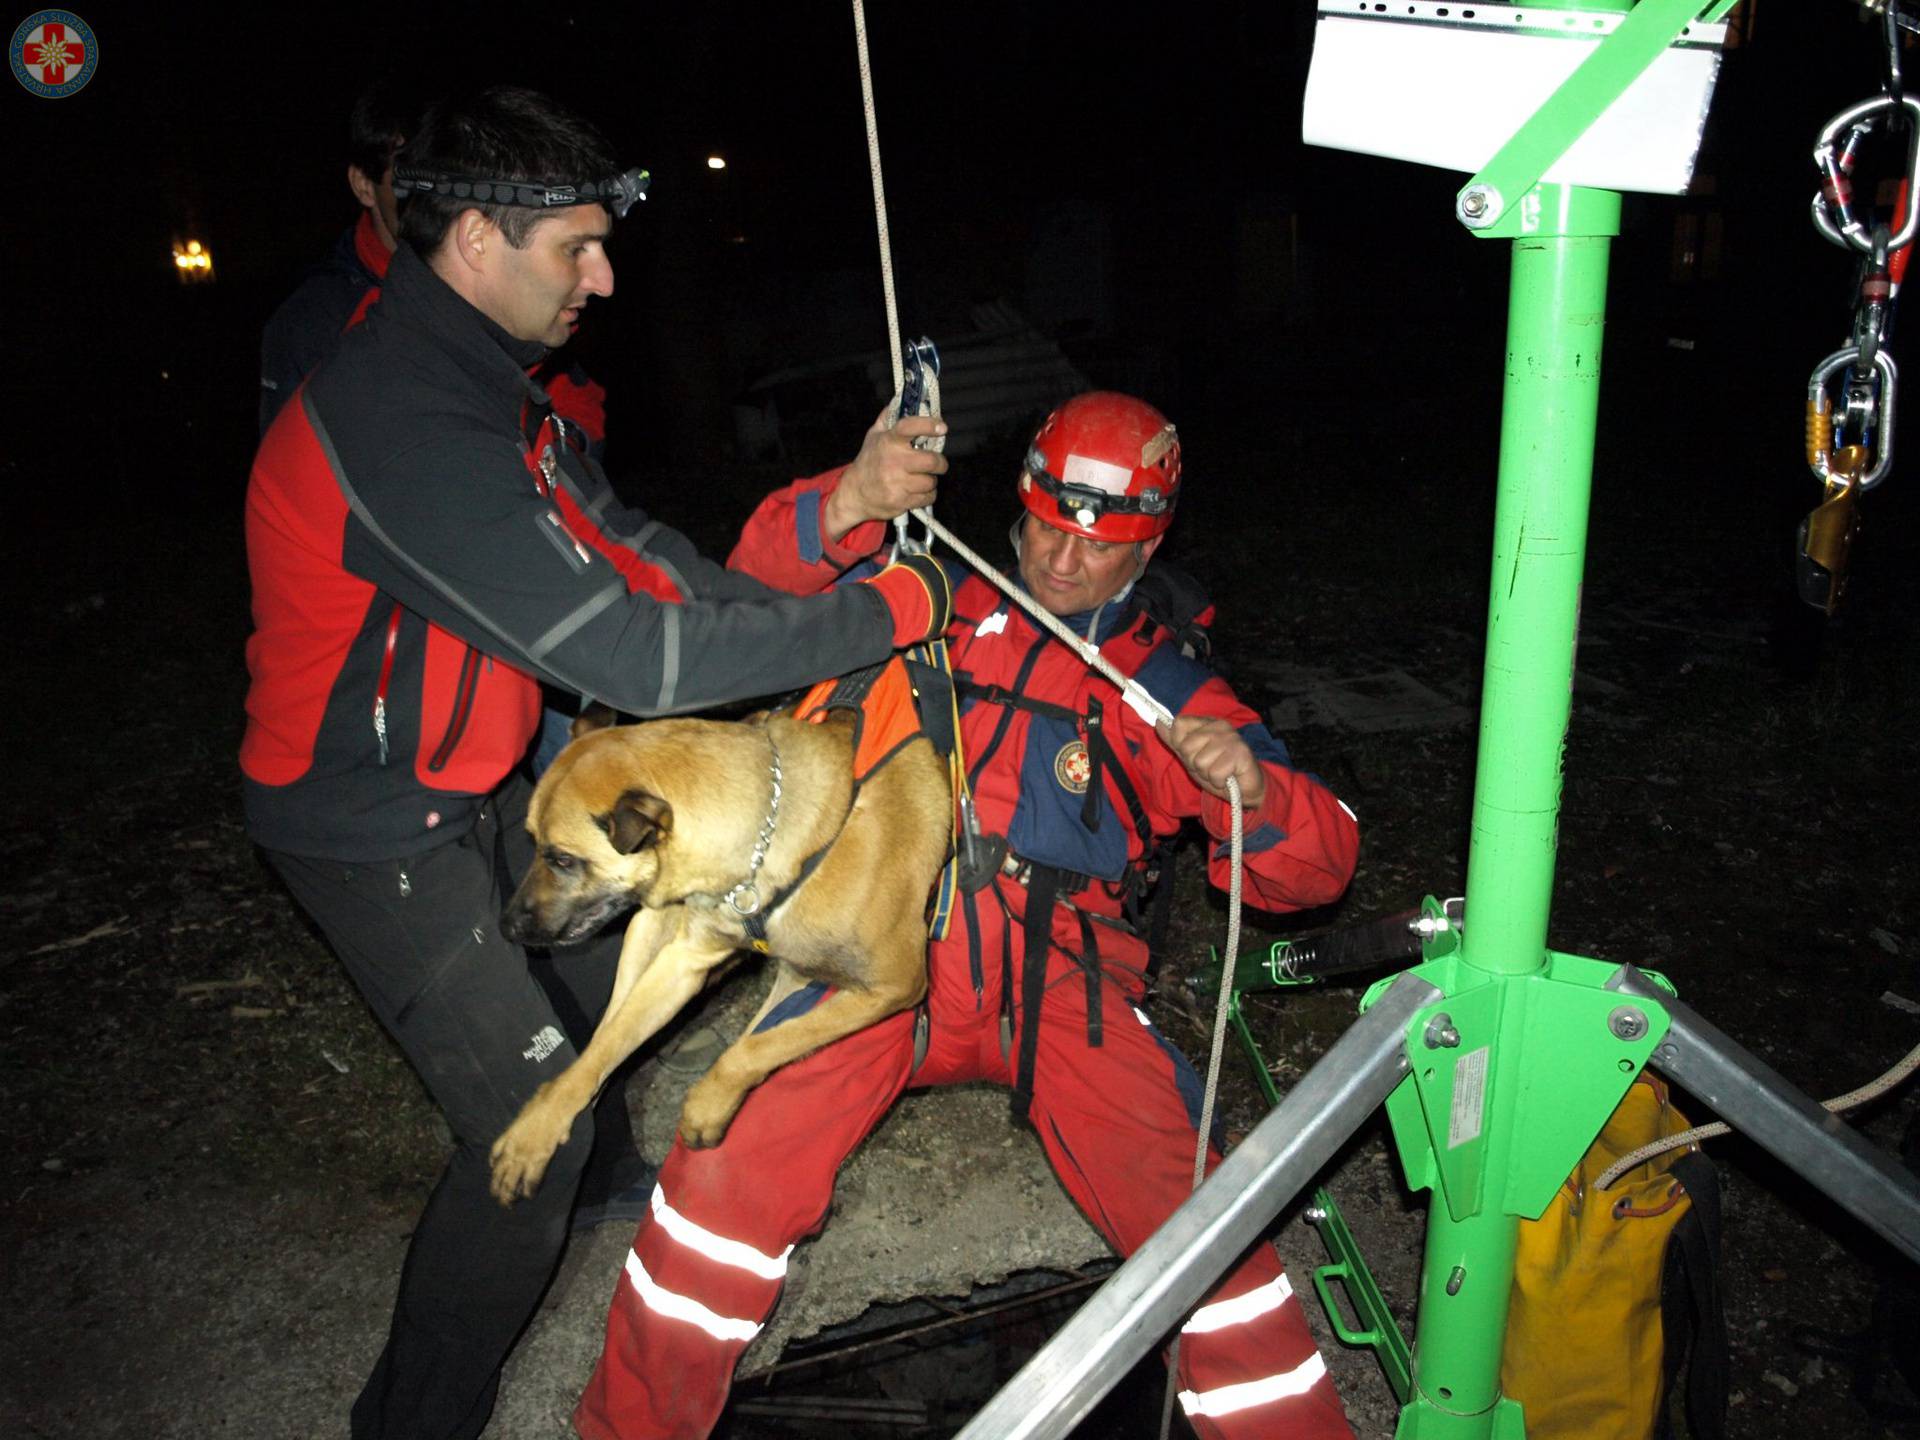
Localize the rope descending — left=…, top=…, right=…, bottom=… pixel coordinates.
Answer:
left=842, top=28, right=1247, bottom=1430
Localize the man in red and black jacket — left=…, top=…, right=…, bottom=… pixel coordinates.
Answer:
left=259, top=83, right=612, bottom=456
left=579, top=394, right=1362, bottom=1440
left=241, top=85, right=951, bottom=1440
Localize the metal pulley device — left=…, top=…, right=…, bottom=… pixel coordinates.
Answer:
left=1801, top=7, right=1917, bottom=612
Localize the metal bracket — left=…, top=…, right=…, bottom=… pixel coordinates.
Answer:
left=1460, top=0, right=1725, bottom=238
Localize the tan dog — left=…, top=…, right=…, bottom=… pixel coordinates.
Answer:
left=489, top=703, right=949, bottom=1206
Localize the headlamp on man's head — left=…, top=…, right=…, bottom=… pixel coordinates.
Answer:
left=1024, top=447, right=1171, bottom=529
left=391, top=166, right=651, bottom=218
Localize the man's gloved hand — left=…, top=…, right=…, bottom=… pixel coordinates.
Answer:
left=861, top=553, right=954, bottom=647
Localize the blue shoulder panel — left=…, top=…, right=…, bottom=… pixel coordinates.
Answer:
left=1239, top=720, right=1291, bottom=769
left=1132, top=645, right=1213, bottom=716
left=795, top=490, right=825, bottom=567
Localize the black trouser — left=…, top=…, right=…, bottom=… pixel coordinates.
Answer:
left=268, top=772, right=634, bottom=1440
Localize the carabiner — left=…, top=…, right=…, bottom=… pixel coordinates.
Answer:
left=1808, top=345, right=1899, bottom=489
left=888, top=335, right=943, bottom=556
left=1812, top=93, right=1920, bottom=255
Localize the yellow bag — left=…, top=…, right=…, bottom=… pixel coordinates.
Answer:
left=1501, top=1075, right=1726, bottom=1440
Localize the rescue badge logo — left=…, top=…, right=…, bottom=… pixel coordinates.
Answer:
left=1053, top=739, right=1092, bottom=794
left=11, top=10, right=96, bottom=98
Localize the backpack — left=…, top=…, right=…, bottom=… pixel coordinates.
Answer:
left=1501, top=1074, right=1729, bottom=1440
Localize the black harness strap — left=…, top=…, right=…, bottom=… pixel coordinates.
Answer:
left=1075, top=908, right=1103, bottom=1048
left=902, top=656, right=958, bottom=761
left=737, top=840, right=836, bottom=952
left=954, top=627, right=1054, bottom=790
left=958, top=634, right=1168, bottom=1074
left=994, top=886, right=1015, bottom=1061
left=953, top=678, right=1155, bottom=862
left=1081, top=697, right=1106, bottom=833
left=1010, top=864, right=1059, bottom=1125
left=1137, top=841, right=1178, bottom=982
left=1006, top=862, right=1123, bottom=1125
left=957, top=679, right=1080, bottom=725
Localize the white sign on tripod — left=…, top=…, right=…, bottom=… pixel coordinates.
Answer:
left=1303, top=1, right=1728, bottom=195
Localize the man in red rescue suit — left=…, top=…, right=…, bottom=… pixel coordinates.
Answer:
left=240, top=86, right=953, bottom=1440
left=578, top=392, right=1362, bottom=1439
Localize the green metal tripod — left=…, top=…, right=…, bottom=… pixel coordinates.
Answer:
left=956, top=4, right=1920, bottom=1436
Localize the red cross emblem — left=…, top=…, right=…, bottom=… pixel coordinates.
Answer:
left=22, top=21, right=83, bottom=82
left=1054, top=739, right=1092, bottom=795
left=11, top=11, right=98, bottom=98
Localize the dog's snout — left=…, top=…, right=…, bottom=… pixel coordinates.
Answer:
left=500, top=885, right=545, bottom=945
left=499, top=900, right=531, bottom=944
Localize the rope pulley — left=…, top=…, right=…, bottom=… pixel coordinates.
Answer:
left=887, top=335, right=943, bottom=556
left=1799, top=4, right=1917, bottom=611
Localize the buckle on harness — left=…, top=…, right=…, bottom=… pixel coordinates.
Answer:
left=953, top=793, right=1007, bottom=894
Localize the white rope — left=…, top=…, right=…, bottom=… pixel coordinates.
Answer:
left=906, top=505, right=1174, bottom=728
left=1595, top=1037, right=1920, bottom=1191
left=845, top=2, right=1172, bottom=742
left=841, top=31, right=1249, bottom=1430
left=1163, top=773, right=1245, bottom=1435
left=850, top=0, right=904, bottom=402
left=1194, top=780, right=1245, bottom=1191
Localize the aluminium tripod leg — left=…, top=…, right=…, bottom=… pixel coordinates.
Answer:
left=953, top=971, right=1443, bottom=1440
left=1611, top=966, right=1920, bottom=1262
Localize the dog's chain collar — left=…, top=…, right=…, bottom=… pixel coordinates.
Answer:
left=724, top=728, right=783, bottom=917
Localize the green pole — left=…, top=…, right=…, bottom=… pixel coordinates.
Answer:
left=1461, top=187, right=1618, bottom=981
left=1397, top=184, right=1620, bottom=1440
left=1308, top=3, right=1707, bottom=1433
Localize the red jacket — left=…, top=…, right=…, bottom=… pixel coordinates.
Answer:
left=937, top=567, right=1359, bottom=1012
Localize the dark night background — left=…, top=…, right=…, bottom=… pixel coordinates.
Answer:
left=5, top=3, right=1920, bottom=1438
left=2, top=1, right=1892, bottom=501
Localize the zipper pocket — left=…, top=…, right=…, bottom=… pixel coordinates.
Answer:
left=372, top=602, right=402, bottom=766
left=426, top=643, right=483, bottom=773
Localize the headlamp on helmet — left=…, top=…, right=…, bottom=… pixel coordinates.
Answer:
left=391, top=165, right=651, bottom=218
left=1019, top=392, right=1182, bottom=543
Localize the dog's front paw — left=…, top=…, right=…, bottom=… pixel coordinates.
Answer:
left=489, top=1089, right=573, bottom=1205
left=677, top=1073, right=747, bottom=1149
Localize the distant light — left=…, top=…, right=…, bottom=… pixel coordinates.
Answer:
left=172, top=238, right=215, bottom=283
left=706, top=155, right=727, bottom=171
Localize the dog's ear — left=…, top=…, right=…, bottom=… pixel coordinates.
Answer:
left=602, top=789, right=672, bottom=855
left=571, top=702, right=619, bottom=740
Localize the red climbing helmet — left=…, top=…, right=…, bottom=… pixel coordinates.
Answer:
left=1018, top=392, right=1182, bottom=543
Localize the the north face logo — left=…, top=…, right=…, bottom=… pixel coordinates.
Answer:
left=522, top=1025, right=564, bottom=1063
